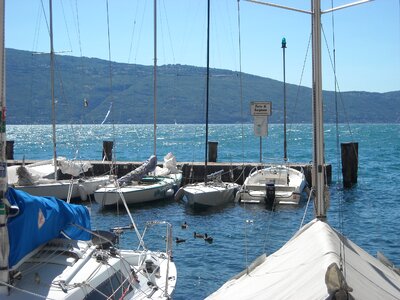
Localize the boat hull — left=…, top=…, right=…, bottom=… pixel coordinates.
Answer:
left=94, top=173, right=182, bottom=207
left=12, top=176, right=111, bottom=201
left=181, top=182, right=239, bottom=207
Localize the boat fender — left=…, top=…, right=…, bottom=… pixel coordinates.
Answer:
left=174, top=187, right=185, bottom=202
left=78, top=184, right=88, bottom=201
left=165, top=188, right=174, bottom=198
left=265, top=183, right=275, bottom=206
left=234, top=190, right=241, bottom=203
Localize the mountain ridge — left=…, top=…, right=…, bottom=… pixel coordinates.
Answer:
left=5, top=48, right=399, bottom=124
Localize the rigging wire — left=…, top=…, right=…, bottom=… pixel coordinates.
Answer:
left=39, top=0, right=84, bottom=164
left=105, top=0, right=116, bottom=174
left=328, top=0, right=346, bottom=277
left=236, top=0, right=245, bottom=169
left=287, top=32, right=311, bottom=139
left=127, top=0, right=142, bottom=64
left=59, top=0, right=73, bottom=52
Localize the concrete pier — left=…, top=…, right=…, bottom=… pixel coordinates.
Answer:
left=7, top=160, right=331, bottom=186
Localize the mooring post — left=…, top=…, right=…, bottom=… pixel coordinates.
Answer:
left=102, top=141, right=113, bottom=161
left=208, top=141, right=218, bottom=162
left=341, top=142, right=358, bottom=188
left=6, top=140, right=14, bottom=160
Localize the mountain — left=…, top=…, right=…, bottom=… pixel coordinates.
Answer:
left=5, top=48, right=399, bottom=124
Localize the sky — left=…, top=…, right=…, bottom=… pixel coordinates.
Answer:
left=5, top=0, right=400, bottom=93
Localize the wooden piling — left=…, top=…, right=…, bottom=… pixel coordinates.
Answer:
left=341, top=142, right=358, bottom=188
left=208, top=141, right=218, bottom=162
left=6, top=140, right=14, bottom=160
left=102, top=141, right=113, bottom=161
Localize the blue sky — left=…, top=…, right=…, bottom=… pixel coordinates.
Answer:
left=5, top=0, right=400, bottom=93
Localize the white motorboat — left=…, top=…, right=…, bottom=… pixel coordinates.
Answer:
left=207, top=0, right=400, bottom=299
left=237, top=165, right=307, bottom=206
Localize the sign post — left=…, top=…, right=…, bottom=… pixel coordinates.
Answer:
left=250, top=101, right=272, bottom=162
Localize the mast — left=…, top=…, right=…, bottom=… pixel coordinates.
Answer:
left=281, top=37, right=287, bottom=162
left=153, top=0, right=157, bottom=157
left=204, top=0, right=210, bottom=183
left=246, top=0, right=371, bottom=219
left=311, top=0, right=326, bottom=219
left=0, top=0, right=9, bottom=294
left=50, top=0, right=57, bottom=180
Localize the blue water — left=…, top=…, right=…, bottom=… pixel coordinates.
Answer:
left=7, top=123, right=400, bottom=299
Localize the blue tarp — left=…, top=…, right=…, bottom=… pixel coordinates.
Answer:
left=6, top=188, right=91, bottom=268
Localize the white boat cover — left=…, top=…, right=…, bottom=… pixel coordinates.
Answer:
left=58, top=159, right=92, bottom=177
left=207, top=219, right=400, bottom=300
left=11, top=158, right=93, bottom=186
left=155, top=152, right=180, bottom=176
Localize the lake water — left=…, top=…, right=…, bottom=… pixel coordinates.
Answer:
left=7, top=123, right=400, bottom=299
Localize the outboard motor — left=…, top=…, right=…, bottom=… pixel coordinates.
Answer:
left=265, top=183, right=276, bottom=207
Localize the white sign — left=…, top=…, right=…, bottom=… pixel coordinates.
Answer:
left=250, top=101, right=272, bottom=116
left=253, top=116, right=268, bottom=137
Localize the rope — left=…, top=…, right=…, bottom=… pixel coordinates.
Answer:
left=0, top=280, right=57, bottom=300
left=67, top=177, right=74, bottom=203
left=325, top=0, right=348, bottom=278
left=300, top=187, right=314, bottom=229
left=113, top=178, right=146, bottom=249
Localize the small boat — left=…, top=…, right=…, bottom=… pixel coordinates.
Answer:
left=95, top=0, right=182, bottom=208
left=8, top=158, right=110, bottom=201
left=179, top=170, right=239, bottom=208
left=94, top=154, right=182, bottom=207
left=237, top=164, right=306, bottom=206
left=176, top=0, right=239, bottom=208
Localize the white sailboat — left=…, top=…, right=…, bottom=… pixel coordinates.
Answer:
left=7, top=1, right=110, bottom=201
left=237, top=37, right=306, bottom=207
left=1, top=189, right=177, bottom=299
left=207, top=0, right=400, bottom=299
left=8, top=158, right=110, bottom=201
left=175, top=0, right=239, bottom=208
left=94, top=0, right=182, bottom=208
left=94, top=153, right=182, bottom=207
left=0, top=4, right=177, bottom=297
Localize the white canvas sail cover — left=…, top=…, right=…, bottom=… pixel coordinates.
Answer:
left=155, top=152, right=180, bottom=176
left=207, top=219, right=400, bottom=299
left=58, top=159, right=92, bottom=177
left=117, top=155, right=157, bottom=185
